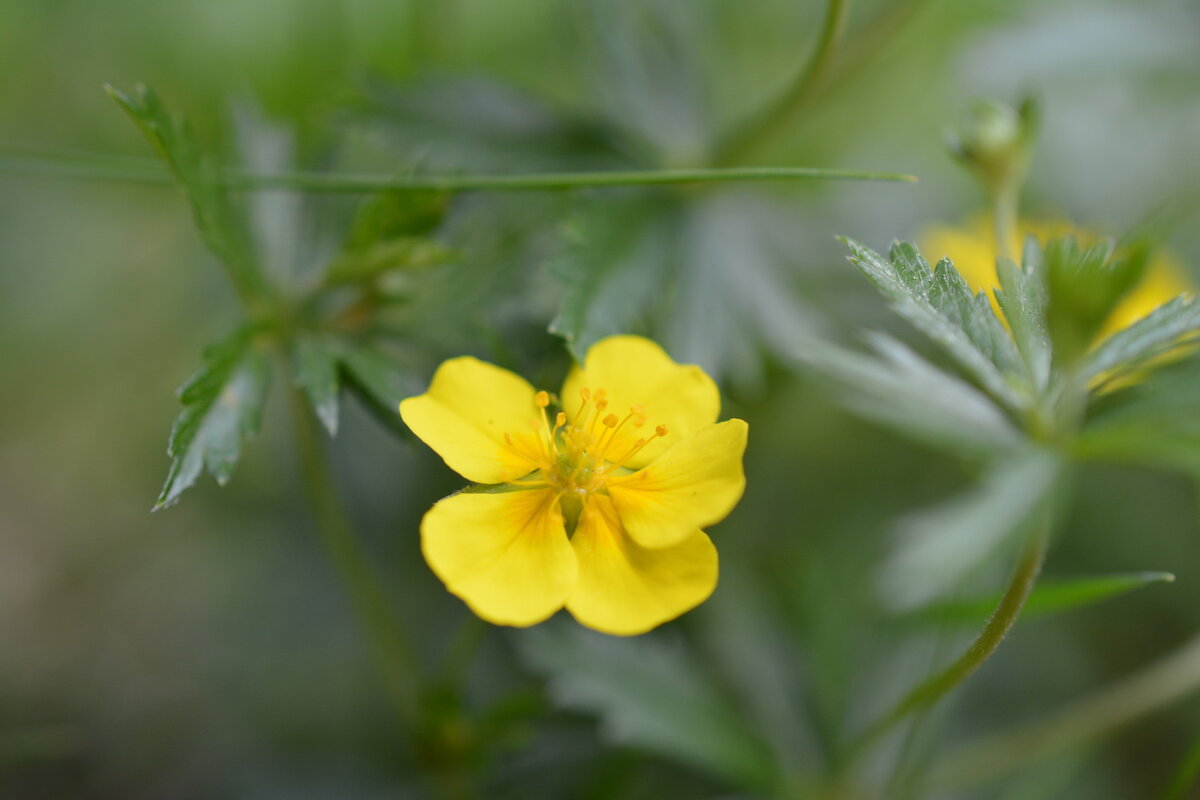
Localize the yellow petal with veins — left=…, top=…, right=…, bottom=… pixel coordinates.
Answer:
left=608, top=419, right=748, bottom=549
left=400, top=356, right=543, bottom=484
left=421, top=488, right=576, bottom=627
left=566, top=495, right=717, bottom=636
left=561, top=335, right=719, bottom=468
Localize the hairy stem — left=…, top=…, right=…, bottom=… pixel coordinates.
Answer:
left=849, top=518, right=1050, bottom=758
left=714, top=0, right=850, bottom=165
left=291, top=388, right=422, bottom=725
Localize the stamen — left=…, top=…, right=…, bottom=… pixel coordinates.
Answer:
left=656, top=424, right=669, bottom=438
left=535, top=390, right=550, bottom=408
left=602, top=413, right=619, bottom=428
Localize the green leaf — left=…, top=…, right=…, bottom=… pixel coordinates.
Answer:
left=879, top=448, right=1061, bottom=611
left=797, top=333, right=1022, bottom=458
left=549, top=196, right=675, bottom=362
left=337, top=341, right=417, bottom=438
left=843, top=239, right=1026, bottom=410
left=106, top=83, right=264, bottom=305
left=1084, top=295, right=1200, bottom=383
left=920, top=571, right=1175, bottom=625
left=1045, top=235, right=1150, bottom=367
left=1077, top=357, right=1200, bottom=478
left=292, top=334, right=340, bottom=436
left=156, top=329, right=272, bottom=510
left=994, top=237, right=1051, bottom=392
left=518, top=624, right=779, bottom=792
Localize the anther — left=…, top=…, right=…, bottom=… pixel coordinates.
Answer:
left=630, top=404, right=645, bottom=415
left=555, top=412, right=566, bottom=427
left=579, top=388, right=591, bottom=403
left=656, top=424, right=669, bottom=438
left=535, top=390, right=550, bottom=408
left=603, top=413, right=619, bottom=428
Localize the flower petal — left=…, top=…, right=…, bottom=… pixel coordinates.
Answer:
left=561, top=335, right=719, bottom=468
left=421, top=488, right=576, bottom=627
left=607, top=419, right=748, bottom=549
left=566, top=495, right=717, bottom=636
left=400, top=356, right=543, bottom=484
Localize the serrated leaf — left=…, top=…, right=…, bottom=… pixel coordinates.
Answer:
left=878, top=448, right=1061, bottom=611
left=518, top=624, right=779, bottom=791
left=995, top=236, right=1051, bottom=392
left=796, top=334, right=1022, bottom=458
left=843, top=238, right=1027, bottom=411
left=156, top=329, right=272, bottom=509
left=107, top=83, right=264, bottom=304
left=1083, top=295, right=1200, bottom=383
left=918, top=571, right=1174, bottom=626
left=549, top=196, right=674, bottom=362
left=338, top=342, right=417, bottom=438
left=292, top=334, right=340, bottom=436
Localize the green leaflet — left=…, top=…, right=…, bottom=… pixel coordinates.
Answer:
left=156, top=329, right=272, bottom=510
left=549, top=196, right=675, bottom=363
left=994, top=237, right=1052, bottom=393
left=918, top=571, right=1175, bottom=626
left=518, top=623, right=780, bottom=793
left=1084, top=295, right=1200, bottom=384
left=797, top=333, right=1022, bottom=458
left=107, top=83, right=266, bottom=308
left=1077, top=356, right=1200, bottom=478
left=842, top=238, right=1027, bottom=411
left=292, top=334, right=341, bottom=436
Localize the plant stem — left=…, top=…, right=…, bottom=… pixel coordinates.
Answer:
left=848, top=518, right=1050, bottom=758
left=932, top=631, right=1200, bottom=793
left=713, top=0, right=850, bottom=166
left=990, top=179, right=1020, bottom=263
left=0, top=154, right=915, bottom=192
left=291, top=388, right=423, bottom=725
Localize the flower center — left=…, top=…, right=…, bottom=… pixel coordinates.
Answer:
left=503, top=386, right=668, bottom=494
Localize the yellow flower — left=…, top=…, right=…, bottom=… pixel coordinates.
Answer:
left=399, top=335, right=748, bottom=636
left=922, top=217, right=1192, bottom=342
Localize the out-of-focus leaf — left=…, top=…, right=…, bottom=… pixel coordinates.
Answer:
left=995, top=237, right=1051, bottom=392
left=358, top=76, right=627, bottom=171
left=518, top=624, right=779, bottom=792
left=548, top=196, right=675, bottom=362
left=918, top=571, right=1175, bottom=626
left=878, top=448, right=1061, bottom=611
left=337, top=340, right=417, bottom=438
left=107, top=83, right=265, bottom=304
left=575, top=0, right=712, bottom=164
left=796, top=333, right=1023, bottom=458
left=292, top=334, right=340, bottom=436
left=664, top=191, right=821, bottom=388
left=843, top=238, right=1026, bottom=410
left=1045, top=235, right=1149, bottom=367
left=1077, top=356, right=1200, bottom=478
left=1084, top=295, right=1200, bottom=383
left=156, top=329, right=272, bottom=510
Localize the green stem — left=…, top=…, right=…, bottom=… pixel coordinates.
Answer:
left=932, top=631, right=1200, bottom=793
left=848, top=519, right=1050, bottom=759
left=714, top=0, right=850, bottom=165
left=990, top=179, right=1020, bottom=263
left=291, top=388, right=423, bottom=725
left=0, top=154, right=915, bottom=192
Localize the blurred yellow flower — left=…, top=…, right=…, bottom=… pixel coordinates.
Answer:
left=922, top=218, right=1192, bottom=342
left=399, top=335, right=747, bottom=636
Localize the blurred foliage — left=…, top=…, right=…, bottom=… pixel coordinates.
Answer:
left=3, top=1, right=1200, bottom=799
